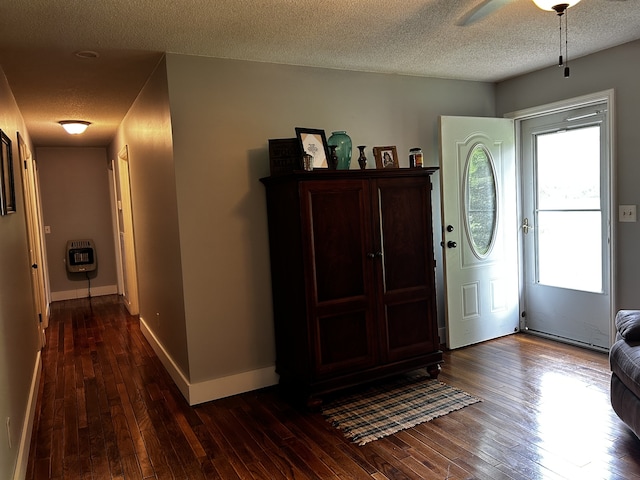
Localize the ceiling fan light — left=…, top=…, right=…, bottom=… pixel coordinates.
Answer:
left=59, top=120, right=91, bottom=135
left=532, top=0, right=581, bottom=12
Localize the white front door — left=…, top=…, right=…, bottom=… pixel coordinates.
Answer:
left=520, top=103, right=611, bottom=350
left=439, top=116, right=519, bottom=349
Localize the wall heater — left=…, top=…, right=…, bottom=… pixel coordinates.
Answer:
left=66, top=239, right=97, bottom=273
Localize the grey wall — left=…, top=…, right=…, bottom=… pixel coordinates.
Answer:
left=42, top=40, right=640, bottom=403
left=163, top=54, right=496, bottom=384
left=110, top=57, right=190, bottom=377
left=496, top=39, right=640, bottom=309
left=0, top=67, right=41, bottom=480
left=37, top=147, right=117, bottom=299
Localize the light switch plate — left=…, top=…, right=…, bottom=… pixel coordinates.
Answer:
left=619, top=205, right=637, bottom=222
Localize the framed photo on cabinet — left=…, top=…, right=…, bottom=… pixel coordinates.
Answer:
left=295, top=127, right=329, bottom=169
left=373, top=146, right=399, bottom=169
left=0, top=130, right=15, bottom=215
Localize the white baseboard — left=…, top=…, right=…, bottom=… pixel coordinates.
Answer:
left=13, top=351, right=42, bottom=480
left=188, top=365, right=278, bottom=406
left=139, top=316, right=278, bottom=406
left=50, top=284, right=118, bottom=301
left=139, top=316, right=191, bottom=401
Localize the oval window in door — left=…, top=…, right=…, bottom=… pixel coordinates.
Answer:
left=464, top=144, right=497, bottom=258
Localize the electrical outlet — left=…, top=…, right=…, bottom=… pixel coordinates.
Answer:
left=619, top=205, right=637, bottom=223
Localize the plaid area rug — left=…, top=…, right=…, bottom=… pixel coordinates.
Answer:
left=322, top=375, right=481, bottom=445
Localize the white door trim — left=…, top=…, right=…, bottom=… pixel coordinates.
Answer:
left=505, top=89, right=616, bottom=347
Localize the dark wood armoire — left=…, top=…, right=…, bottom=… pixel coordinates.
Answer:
left=261, top=168, right=442, bottom=407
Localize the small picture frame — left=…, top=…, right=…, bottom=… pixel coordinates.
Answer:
left=295, top=127, right=329, bottom=169
left=373, top=146, right=399, bottom=169
left=0, top=130, right=15, bottom=215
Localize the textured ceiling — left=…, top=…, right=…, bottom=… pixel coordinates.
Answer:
left=0, top=0, right=638, bottom=147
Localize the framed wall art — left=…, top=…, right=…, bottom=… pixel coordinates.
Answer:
left=295, top=127, right=329, bottom=169
left=373, top=146, right=399, bottom=169
left=268, top=138, right=302, bottom=175
left=0, top=130, right=15, bottom=215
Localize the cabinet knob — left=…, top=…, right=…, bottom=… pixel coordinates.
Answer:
left=375, top=251, right=383, bottom=257
left=367, top=253, right=376, bottom=259
left=447, top=241, right=457, bottom=248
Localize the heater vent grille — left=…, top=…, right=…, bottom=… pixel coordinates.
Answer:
left=66, top=239, right=97, bottom=273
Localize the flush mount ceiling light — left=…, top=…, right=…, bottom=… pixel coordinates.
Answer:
left=59, top=120, right=91, bottom=135
left=532, top=0, right=582, bottom=77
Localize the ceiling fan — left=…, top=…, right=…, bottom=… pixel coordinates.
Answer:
left=459, top=0, right=626, bottom=26
left=459, top=0, right=625, bottom=77
left=458, top=0, right=517, bottom=26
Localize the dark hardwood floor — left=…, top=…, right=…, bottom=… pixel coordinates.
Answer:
left=26, top=295, right=640, bottom=479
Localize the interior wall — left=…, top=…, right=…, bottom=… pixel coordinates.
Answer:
left=164, top=53, right=496, bottom=385
left=110, top=56, right=190, bottom=377
left=37, top=147, right=118, bottom=300
left=0, top=67, right=41, bottom=480
left=496, top=39, right=640, bottom=310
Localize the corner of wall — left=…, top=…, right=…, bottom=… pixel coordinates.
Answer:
left=187, top=366, right=278, bottom=407
left=139, top=315, right=191, bottom=401
left=139, top=315, right=278, bottom=406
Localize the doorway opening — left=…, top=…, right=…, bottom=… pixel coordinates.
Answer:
left=513, top=90, right=614, bottom=351
left=439, top=90, right=615, bottom=352
left=110, top=145, right=139, bottom=315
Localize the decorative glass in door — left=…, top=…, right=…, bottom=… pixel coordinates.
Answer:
left=464, top=144, right=497, bottom=259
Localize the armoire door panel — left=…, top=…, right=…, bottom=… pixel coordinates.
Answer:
left=314, top=310, right=376, bottom=376
left=375, top=179, right=432, bottom=293
left=302, top=182, right=372, bottom=304
left=383, top=300, right=438, bottom=361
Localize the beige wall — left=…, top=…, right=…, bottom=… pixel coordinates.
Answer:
left=37, top=147, right=117, bottom=298
left=496, top=39, right=640, bottom=309
left=0, top=67, right=41, bottom=480
left=110, top=57, right=190, bottom=377
left=164, top=54, right=496, bottom=385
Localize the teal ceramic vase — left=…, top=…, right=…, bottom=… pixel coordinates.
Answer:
left=328, top=131, right=352, bottom=170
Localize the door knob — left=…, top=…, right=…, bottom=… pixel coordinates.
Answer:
left=447, top=241, right=457, bottom=248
